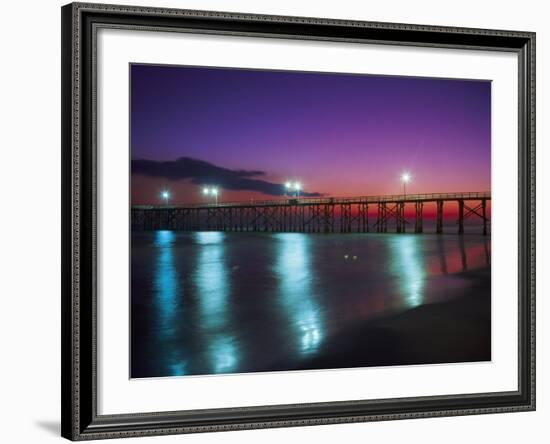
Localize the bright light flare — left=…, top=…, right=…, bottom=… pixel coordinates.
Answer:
left=203, top=187, right=210, bottom=195
left=293, top=181, right=302, bottom=191
left=211, top=188, right=219, bottom=196
left=401, top=172, right=411, bottom=183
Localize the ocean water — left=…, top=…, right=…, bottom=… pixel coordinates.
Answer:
left=131, top=231, right=491, bottom=378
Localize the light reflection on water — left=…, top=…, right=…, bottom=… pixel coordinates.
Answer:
left=152, top=230, right=186, bottom=376
left=193, top=231, right=239, bottom=374
left=390, top=236, right=426, bottom=309
left=194, top=232, right=229, bottom=330
left=274, top=233, right=324, bottom=356
left=154, top=230, right=178, bottom=334
left=132, top=232, right=491, bottom=378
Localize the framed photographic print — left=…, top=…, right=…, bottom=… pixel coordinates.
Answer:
left=61, top=2, right=536, bottom=440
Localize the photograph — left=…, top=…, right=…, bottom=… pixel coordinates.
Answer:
left=130, top=64, right=492, bottom=379
left=56, top=1, right=536, bottom=440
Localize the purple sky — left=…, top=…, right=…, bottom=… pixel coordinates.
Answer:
left=131, top=64, right=491, bottom=205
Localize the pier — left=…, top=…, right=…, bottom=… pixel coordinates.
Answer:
left=131, top=191, right=490, bottom=235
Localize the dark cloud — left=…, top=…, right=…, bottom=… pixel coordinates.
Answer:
left=132, top=157, right=322, bottom=197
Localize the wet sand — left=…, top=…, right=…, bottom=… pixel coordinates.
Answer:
left=290, top=269, right=491, bottom=371
left=132, top=232, right=491, bottom=378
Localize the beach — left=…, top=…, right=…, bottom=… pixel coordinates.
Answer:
left=131, top=231, right=491, bottom=378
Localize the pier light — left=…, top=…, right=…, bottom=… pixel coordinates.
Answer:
left=401, top=172, right=411, bottom=197
left=202, top=186, right=220, bottom=203
left=293, top=181, right=302, bottom=198
left=211, top=187, right=219, bottom=204
left=284, top=181, right=293, bottom=198
left=202, top=186, right=220, bottom=204
left=160, top=190, right=171, bottom=205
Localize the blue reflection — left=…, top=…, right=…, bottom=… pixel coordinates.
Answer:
left=194, top=232, right=239, bottom=373
left=209, top=335, right=238, bottom=374
left=154, top=230, right=178, bottom=336
left=195, top=232, right=229, bottom=329
left=195, top=231, right=225, bottom=245
left=154, top=230, right=187, bottom=374
left=274, top=233, right=323, bottom=356
left=390, top=235, right=426, bottom=308
left=170, top=362, right=187, bottom=377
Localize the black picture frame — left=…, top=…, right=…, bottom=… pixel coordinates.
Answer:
left=61, top=2, right=536, bottom=440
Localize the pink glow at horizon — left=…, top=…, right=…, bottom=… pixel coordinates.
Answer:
left=131, top=64, right=491, bottom=206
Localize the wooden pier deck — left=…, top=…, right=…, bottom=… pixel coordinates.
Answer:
left=131, top=191, right=491, bottom=235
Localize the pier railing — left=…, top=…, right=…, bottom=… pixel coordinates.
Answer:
left=133, top=191, right=491, bottom=210
left=132, top=191, right=491, bottom=235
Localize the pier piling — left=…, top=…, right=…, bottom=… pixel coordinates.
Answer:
left=131, top=192, right=490, bottom=235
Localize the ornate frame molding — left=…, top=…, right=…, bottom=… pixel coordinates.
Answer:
left=61, top=2, right=535, bottom=440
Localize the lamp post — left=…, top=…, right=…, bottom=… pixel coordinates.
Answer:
left=202, top=186, right=219, bottom=204
left=293, top=181, right=302, bottom=198
left=284, top=181, right=292, bottom=197
left=211, top=187, right=219, bottom=204
left=401, top=172, right=411, bottom=198
left=160, top=190, right=171, bottom=205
